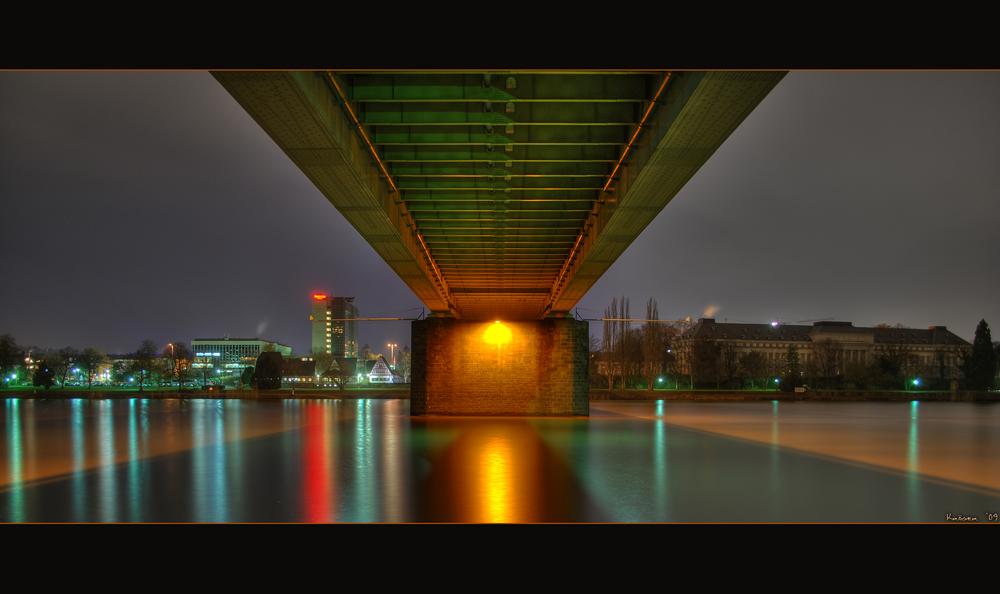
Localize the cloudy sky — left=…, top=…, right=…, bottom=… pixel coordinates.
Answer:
left=1, top=71, right=997, bottom=355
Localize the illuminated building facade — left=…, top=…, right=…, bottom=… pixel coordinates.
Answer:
left=675, top=319, right=971, bottom=378
left=311, top=295, right=359, bottom=357
left=191, top=337, right=292, bottom=369
left=368, top=356, right=394, bottom=383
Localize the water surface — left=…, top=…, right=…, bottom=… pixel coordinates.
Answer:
left=2, top=398, right=998, bottom=522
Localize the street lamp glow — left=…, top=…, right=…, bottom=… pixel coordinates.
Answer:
left=913, top=379, right=921, bottom=386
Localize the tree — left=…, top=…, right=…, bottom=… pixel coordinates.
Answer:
left=589, top=335, right=604, bottom=388
left=813, top=339, right=843, bottom=388
left=252, top=352, right=284, bottom=389
left=873, top=341, right=906, bottom=389
left=967, top=319, right=997, bottom=391
left=32, top=356, right=55, bottom=389
left=616, top=296, right=632, bottom=388
left=690, top=339, right=720, bottom=388
left=780, top=345, right=803, bottom=391
left=128, top=340, right=158, bottom=392
left=739, top=350, right=767, bottom=389
left=397, top=346, right=412, bottom=383
left=240, top=367, right=254, bottom=389
left=111, top=359, right=130, bottom=383
left=330, top=357, right=357, bottom=391
left=79, top=346, right=107, bottom=388
left=719, top=340, right=741, bottom=387
left=995, top=341, right=1000, bottom=386
left=163, top=342, right=192, bottom=386
left=200, top=354, right=221, bottom=387
left=52, top=347, right=78, bottom=388
left=601, top=299, right=619, bottom=389
left=643, top=298, right=663, bottom=390
left=311, top=347, right=337, bottom=379
left=0, top=334, right=20, bottom=389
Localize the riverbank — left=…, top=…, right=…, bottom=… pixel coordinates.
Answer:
left=589, top=389, right=1000, bottom=402
left=0, top=387, right=411, bottom=400
left=3, top=387, right=998, bottom=402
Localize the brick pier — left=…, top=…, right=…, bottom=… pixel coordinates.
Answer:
left=410, top=318, right=589, bottom=416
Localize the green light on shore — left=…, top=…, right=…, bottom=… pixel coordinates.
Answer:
left=913, top=379, right=920, bottom=386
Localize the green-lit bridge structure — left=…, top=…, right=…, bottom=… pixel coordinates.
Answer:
left=213, top=71, right=784, bottom=321
left=213, top=70, right=786, bottom=415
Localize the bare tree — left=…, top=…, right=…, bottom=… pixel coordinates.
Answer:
left=813, top=338, right=843, bottom=388
left=127, top=340, right=158, bottom=392
left=719, top=341, right=740, bottom=386
left=601, top=299, right=618, bottom=389
left=163, top=342, right=192, bottom=386
left=397, top=346, right=412, bottom=383
left=330, top=358, right=357, bottom=391
left=739, top=350, right=767, bottom=389
left=691, top=339, right=721, bottom=388
left=52, top=347, right=79, bottom=388
left=79, top=346, right=107, bottom=388
left=617, top=296, right=631, bottom=388
left=643, top=298, right=663, bottom=390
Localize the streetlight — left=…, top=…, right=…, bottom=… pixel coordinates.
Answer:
left=387, top=343, right=397, bottom=368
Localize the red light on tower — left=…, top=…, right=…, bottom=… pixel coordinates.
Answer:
left=313, top=294, right=328, bottom=301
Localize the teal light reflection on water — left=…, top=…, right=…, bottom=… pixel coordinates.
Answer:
left=1, top=399, right=999, bottom=523
left=5, top=399, right=23, bottom=522
left=654, top=418, right=667, bottom=520
left=128, top=399, right=140, bottom=522
left=72, top=399, right=86, bottom=522
left=98, top=400, right=117, bottom=522
left=908, top=400, right=921, bottom=521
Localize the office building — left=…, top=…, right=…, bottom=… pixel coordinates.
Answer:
left=311, top=295, right=359, bottom=357
left=192, top=336, right=292, bottom=369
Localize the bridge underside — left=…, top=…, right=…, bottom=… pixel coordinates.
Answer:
left=213, top=71, right=785, bottom=320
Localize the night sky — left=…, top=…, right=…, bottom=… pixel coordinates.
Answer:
left=2, top=71, right=997, bottom=357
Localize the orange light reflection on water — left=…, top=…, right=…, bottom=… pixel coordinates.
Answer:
left=480, top=434, right=515, bottom=523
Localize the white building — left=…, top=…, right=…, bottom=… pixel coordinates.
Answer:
left=191, top=336, right=292, bottom=370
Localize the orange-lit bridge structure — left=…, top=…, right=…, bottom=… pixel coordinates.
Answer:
left=214, top=71, right=786, bottom=414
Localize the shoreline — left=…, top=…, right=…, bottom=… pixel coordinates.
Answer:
left=1, top=388, right=997, bottom=402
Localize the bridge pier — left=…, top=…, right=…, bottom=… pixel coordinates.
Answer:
left=410, top=318, right=589, bottom=416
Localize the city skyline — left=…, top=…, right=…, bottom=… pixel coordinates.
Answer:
left=1, top=71, right=997, bottom=354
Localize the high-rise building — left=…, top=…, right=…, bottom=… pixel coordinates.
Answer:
left=311, top=295, right=359, bottom=357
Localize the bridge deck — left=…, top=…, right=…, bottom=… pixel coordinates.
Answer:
left=213, top=71, right=785, bottom=320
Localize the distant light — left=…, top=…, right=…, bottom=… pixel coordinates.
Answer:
left=771, top=322, right=778, bottom=326
left=658, top=378, right=664, bottom=382
left=774, top=379, right=779, bottom=383
left=913, top=379, right=921, bottom=386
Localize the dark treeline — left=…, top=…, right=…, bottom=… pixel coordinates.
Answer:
left=0, top=334, right=200, bottom=391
